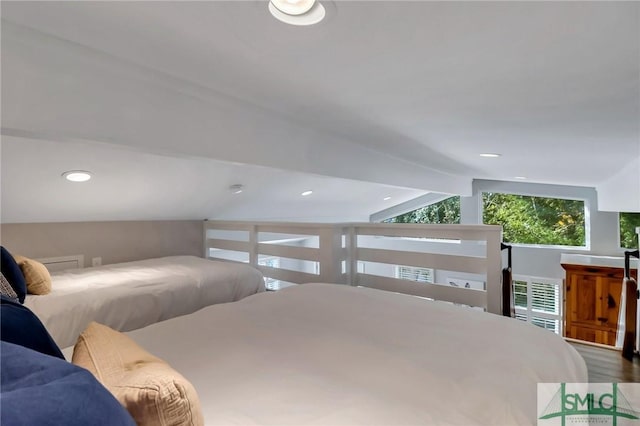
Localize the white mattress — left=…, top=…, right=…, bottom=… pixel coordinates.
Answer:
left=125, top=283, right=588, bottom=425
left=26, top=256, right=265, bottom=348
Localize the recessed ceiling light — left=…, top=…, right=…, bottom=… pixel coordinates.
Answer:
left=268, top=0, right=325, bottom=26
left=479, top=153, right=502, bottom=158
left=301, top=190, right=313, bottom=196
left=62, top=170, right=92, bottom=182
left=229, top=184, right=244, bottom=194
left=514, top=176, right=527, bottom=180
left=271, top=0, right=315, bottom=15
left=383, top=196, right=392, bottom=201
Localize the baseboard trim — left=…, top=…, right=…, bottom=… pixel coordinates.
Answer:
left=564, top=337, right=621, bottom=351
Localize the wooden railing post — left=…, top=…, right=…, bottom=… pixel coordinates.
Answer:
left=249, top=224, right=258, bottom=268
left=202, top=220, right=209, bottom=258
left=345, top=225, right=357, bottom=286
left=485, top=229, right=502, bottom=315
left=318, top=226, right=345, bottom=284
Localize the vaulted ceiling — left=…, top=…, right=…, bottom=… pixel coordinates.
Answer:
left=1, top=1, right=639, bottom=223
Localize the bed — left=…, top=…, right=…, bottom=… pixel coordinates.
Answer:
left=25, top=255, right=265, bottom=348
left=113, top=283, right=588, bottom=425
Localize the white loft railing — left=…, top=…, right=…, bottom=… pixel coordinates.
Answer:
left=203, top=221, right=503, bottom=314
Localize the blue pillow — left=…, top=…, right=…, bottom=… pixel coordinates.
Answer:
left=1, top=341, right=136, bottom=426
left=0, top=296, right=64, bottom=359
left=0, top=246, right=27, bottom=303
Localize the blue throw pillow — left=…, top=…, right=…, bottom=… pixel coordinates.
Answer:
left=1, top=341, right=136, bottom=426
left=0, top=246, right=27, bottom=303
left=0, top=296, right=64, bottom=359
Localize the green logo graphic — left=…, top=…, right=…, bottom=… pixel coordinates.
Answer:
left=539, top=383, right=640, bottom=426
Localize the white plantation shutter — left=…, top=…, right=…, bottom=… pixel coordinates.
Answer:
left=513, top=275, right=562, bottom=334
left=531, top=316, right=560, bottom=333
left=515, top=312, right=528, bottom=322
left=531, top=281, right=559, bottom=314
left=396, top=266, right=435, bottom=284
left=513, top=280, right=528, bottom=308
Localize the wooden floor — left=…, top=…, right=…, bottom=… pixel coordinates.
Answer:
left=569, top=341, right=640, bottom=383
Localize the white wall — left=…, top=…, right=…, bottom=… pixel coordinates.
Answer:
left=0, top=220, right=203, bottom=267
left=597, top=156, right=640, bottom=213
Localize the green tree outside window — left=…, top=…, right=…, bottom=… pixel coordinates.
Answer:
left=386, top=193, right=586, bottom=247
left=482, top=193, right=585, bottom=246
left=386, top=196, right=460, bottom=224
left=620, top=212, right=640, bottom=249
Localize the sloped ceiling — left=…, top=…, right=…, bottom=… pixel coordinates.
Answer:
left=1, top=1, right=639, bottom=222
left=1, top=135, right=426, bottom=223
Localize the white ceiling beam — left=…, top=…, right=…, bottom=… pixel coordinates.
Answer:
left=1, top=21, right=472, bottom=196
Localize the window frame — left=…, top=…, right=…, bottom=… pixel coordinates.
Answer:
left=480, top=191, right=590, bottom=250
left=618, top=212, right=640, bottom=250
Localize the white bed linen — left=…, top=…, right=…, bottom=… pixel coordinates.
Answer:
left=125, top=283, right=587, bottom=425
left=26, top=256, right=264, bottom=348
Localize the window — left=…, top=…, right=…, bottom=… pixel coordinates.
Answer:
left=512, top=275, right=562, bottom=334
left=386, top=196, right=460, bottom=224
left=619, top=212, right=640, bottom=249
left=483, top=193, right=586, bottom=247
left=513, top=280, right=527, bottom=308
left=396, top=266, right=435, bottom=283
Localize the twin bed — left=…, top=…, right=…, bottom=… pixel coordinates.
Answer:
left=124, top=283, right=587, bottom=425
left=7, top=233, right=588, bottom=425
left=25, top=255, right=265, bottom=348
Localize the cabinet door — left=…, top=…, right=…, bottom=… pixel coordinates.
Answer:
left=566, top=271, right=622, bottom=345
left=568, top=272, right=598, bottom=325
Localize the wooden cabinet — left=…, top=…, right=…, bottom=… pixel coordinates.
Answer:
left=562, top=263, right=635, bottom=346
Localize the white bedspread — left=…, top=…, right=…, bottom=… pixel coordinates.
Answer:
left=126, top=283, right=587, bottom=425
left=26, top=256, right=264, bottom=348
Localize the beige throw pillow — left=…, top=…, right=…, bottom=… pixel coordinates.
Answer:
left=72, top=322, right=204, bottom=426
left=13, top=255, right=51, bottom=295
